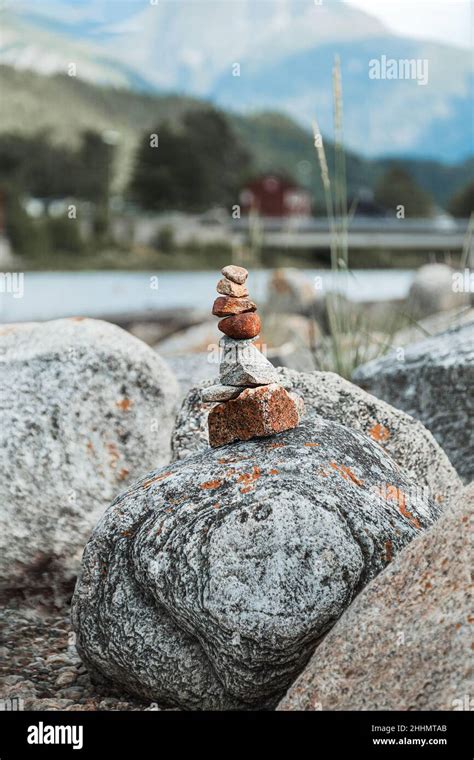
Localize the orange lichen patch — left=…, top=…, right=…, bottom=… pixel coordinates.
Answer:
left=369, top=423, right=390, bottom=442
left=116, top=398, right=133, bottom=412
left=120, top=529, right=134, bottom=538
left=142, top=471, right=174, bottom=490
left=240, top=485, right=253, bottom=494
left=399, top=497, right=421, bottom=530
left=304, top=443, right=320, bottom=447
left=467, top=615, right=474, bottom=624
left=107, top=442, right=120, bottom=470
left=117, top=467, right=129, bottom=481
left=200, top=479, right=223, bottom=490
left=384, top=540, right=393, bottom=563
left=380, top=485, right=421, bottom=530
left=329, top=462, right=363, bottom=487
left=156, top=472, right=174, bottom=482
left=268, top=469, right=279, bottom=476
left=455, top=622, right=462, bottom=630
left=237, top=466, right=262, bottom=486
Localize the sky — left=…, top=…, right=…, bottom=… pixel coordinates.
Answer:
left=346, top=0, right=473, bottom=50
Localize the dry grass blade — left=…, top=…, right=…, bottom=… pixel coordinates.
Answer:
left=310, top=55, right=402, bottom=379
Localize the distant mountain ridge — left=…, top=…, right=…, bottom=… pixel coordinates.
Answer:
left=0, top=64, right=472, bottom=211
left=1, top=0, right=472, bottom=161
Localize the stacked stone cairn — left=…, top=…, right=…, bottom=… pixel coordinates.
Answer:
left=202, top=265, right=304, bottom=447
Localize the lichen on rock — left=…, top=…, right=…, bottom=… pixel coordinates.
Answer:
left=0, top=318, right=179, bottom=592
left=278, top=483, right=473, bottom=711
left=72, top=416, right=442, bottom=710
left=172, top=367, right=461, bottom=508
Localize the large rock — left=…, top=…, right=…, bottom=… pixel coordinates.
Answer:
left=165, top=353, right=217, bottom=399
left=353, top=322, right=474, bottom=483
left=278, top=484, right=473, bottom=711
left=0, top=318, right=179, bottom=592
left=393, top=305, right=474, bottom=347
left=72, top=417, right=441, bottom=710
left=407, top=263, right=469, bottom=319
left=171, top=368, right=460, bottom=507
left=266, top=268, right=316, bottom=316
left=261, top=313, right=318, bottom=373
left=154, top=319, right=217, bottom=356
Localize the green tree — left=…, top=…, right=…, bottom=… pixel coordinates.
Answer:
left=76, top=130, right=116, bottom=240
left=129, top=122, right=196, bottom=211
left=374, top=165, right=434, bottom=217
left=181, top=108, right=251, bottom=208
left=448, top=181, right=474, bottom=218
left=77, top=130, right=114, bottom=205
left=0, top=133, right=83, bottom=204
left=0, top=184, right=49, bottom=258
left=47, top=214, right=84, bottom=254
left=129, top=107, right=252, bottom=212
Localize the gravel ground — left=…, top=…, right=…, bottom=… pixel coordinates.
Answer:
left=0, top=595, right=163, bottom=711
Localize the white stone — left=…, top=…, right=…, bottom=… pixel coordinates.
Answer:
left=219, top=336, right=279, bottom=387
left=0, top=318, right=179, bottom=591
left=200, top=384, right=244, bottom=402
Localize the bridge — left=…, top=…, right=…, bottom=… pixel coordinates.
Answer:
left=227, top=217, right=472, bottom=253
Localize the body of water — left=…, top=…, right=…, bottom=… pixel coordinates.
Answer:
left=0, top=269, right=415, bottom=323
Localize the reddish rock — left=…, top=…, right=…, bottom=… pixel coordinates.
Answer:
left=212, top=296, right=257, bottom=318
left=218, top=312, right=261, bottom=339
left=216, top=278, right=249, bottom=298
left=208, top=384, right=302, bottom=447
left=221, top=265, right=248, bottom=285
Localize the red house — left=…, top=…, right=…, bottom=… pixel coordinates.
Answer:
left=239, top=175, right=312, bottom=218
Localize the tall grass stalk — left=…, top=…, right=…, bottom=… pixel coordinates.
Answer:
left=460, top=211, right=474, bottom=269
left=311, top=56, right=401, bottom=378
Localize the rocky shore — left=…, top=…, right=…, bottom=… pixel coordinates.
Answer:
left=1, top=264, right=472, bottom=712
left=1, top=601, right=152, bottom=711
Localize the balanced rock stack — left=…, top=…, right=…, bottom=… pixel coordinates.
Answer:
left=202, top=265, right=304, bottom=447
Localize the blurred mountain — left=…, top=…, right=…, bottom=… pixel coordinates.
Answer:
left=1, top=0, right=472, bottom=161
left=1, top=64, right=472, bottom=210
left=0, top=2, right=151, bottom=90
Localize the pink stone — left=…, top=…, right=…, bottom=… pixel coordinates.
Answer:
left=208, top=384, right=302, bottom=447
